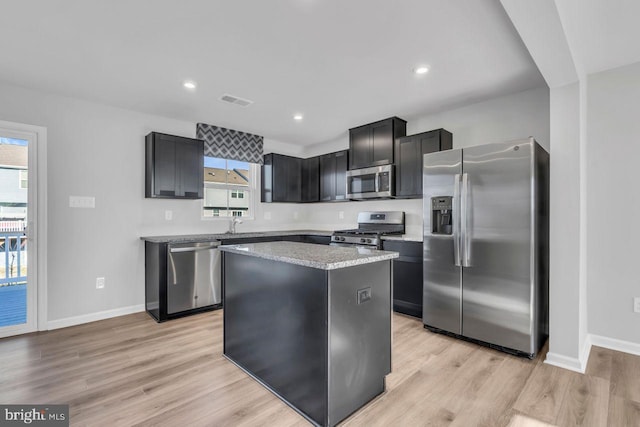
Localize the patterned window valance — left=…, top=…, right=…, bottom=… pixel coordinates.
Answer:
left=196, top=123, right=264, bottom=165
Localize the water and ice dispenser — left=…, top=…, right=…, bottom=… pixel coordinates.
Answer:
left=431, top=196, right=453, bottom=235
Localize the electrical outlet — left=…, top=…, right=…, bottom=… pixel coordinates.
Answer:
left=96, top=277, right=105, bottom=289
left=339, top=211, right=344, bottom=219
left=264, top=212, right=272, bottom=220
left=634, top=297, right=640, bottom=313
left=165, top=210, right=173, bottom=221
left=293, top=211, right=299, bottom=220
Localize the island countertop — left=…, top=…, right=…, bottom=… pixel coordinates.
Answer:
left=219, top=241, right=398, bottom=270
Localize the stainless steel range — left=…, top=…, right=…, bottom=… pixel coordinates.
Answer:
left=331, top=211, right=405, bottom=249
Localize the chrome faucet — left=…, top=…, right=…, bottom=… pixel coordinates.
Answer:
left=229, top=217, right=243, bottom=234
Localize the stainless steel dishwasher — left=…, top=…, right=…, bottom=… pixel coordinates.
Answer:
left=167, top=241, right=221, bottom=314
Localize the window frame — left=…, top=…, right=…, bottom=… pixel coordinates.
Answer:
left=201, top=160, right=257, bottom=221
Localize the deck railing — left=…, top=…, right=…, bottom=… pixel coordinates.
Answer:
left=0, top=221, right=27, bottom=286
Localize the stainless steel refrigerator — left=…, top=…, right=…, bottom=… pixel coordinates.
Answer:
left=422, top=137, right=549, bottom=358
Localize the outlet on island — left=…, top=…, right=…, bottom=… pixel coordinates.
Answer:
left=96, top=277, right=105, bottom=289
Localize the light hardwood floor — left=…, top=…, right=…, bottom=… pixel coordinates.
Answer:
left=0, top=311, right=638, bottom=426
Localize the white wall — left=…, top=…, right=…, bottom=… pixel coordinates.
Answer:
left=300, top=86, right=550, bottom=238
left=0, top=82, right=308, bottom=324
left=545, top=82, right=585, bottom=365
left=586, top=62, right=640, bottom=345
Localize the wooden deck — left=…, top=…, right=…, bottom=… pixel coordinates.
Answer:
left=0, top=310, right=638, bottom=426
left=0, top=284, right=26, bottom=327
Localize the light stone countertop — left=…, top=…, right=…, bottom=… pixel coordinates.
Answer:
left=380, top=235, right=423, bottom=243
left=219, top=241, right=399, bottom=270
left=140, top=230, right=332, bottom=243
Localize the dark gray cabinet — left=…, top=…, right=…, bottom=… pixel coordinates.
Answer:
left=261, top=153, right=302, bottom=203
left=395, top=129, right=452, bottom=198
left=320, top=150, right=348, bottom=201
left=145, top=132, right=204, bottom=199
left=301, top=156, right=320, bottom=203
left=348, top=117, right=406, bottom=170
left=260, top=150, right=346, bottom=203
left=382, top=240, right=423, bottom=318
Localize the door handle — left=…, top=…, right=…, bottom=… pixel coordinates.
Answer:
left=461, top=173, right=470, bottom=267
left=169, top=243, right=220, bottom=253
left=453, top=174, right=461, bottom=267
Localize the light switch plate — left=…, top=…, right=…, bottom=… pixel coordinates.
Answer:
left=165, top=210, right=173, bottom=221
left=69, top=196, right=95, bottom=208
left=293, top=211, right=299, bottom=220
left=339, top=211, right=344, bottom=219
left=634, top=297, right=640, bottom=313
left=264, top=212, right=271, bottom=220
left=96, top=277, right=105, bottom=289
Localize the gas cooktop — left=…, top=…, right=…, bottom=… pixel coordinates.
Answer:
left=331, top=211, right=405, bottom=248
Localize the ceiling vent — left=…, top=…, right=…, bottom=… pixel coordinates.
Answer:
left=219, top=94, right=254, bottom=107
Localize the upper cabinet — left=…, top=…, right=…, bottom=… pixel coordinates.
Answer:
left=261, top=153, right=302, bottom=203
left=145, top=132, right=204, bottom=199
left=348, top=117, right=406, bottom=170
left=395, top=129, right=452, bottom=198
left=320, top=150, right=349, bottom=202
left=301, top=156, right=320, bottom=203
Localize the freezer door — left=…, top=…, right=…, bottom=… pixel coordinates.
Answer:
left=461, top=139, right=535, bottom=354
left=423, top=149, right=462, bottom=334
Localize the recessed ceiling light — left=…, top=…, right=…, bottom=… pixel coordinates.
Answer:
left=414, top=66, right=429, bottom=75
left=293, top=114, right=304, bottom=121
left=183, top=81, right=197, bottom=90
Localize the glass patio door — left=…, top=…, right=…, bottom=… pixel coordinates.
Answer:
left=0, top=128, right=36, bottom=338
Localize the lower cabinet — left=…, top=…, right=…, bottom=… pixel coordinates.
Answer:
left=382, top=240, right=423, bottom=318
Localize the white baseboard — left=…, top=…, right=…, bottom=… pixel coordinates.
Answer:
left=544, top=334, right=592, bottom=373
left=590, top=334, right=640, bottom=356
left=545, top=352, right=586, bottom=373
left=545, top=333, right=640, bottom=373
left=47, top=304, right=145, bottom=330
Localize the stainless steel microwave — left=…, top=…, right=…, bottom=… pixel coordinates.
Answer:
left=346, top=164, right=394, bottom=199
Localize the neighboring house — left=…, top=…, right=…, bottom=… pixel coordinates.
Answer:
left=0, top=143, right=27, bottom=220
left=203, top=167, right=250, bottom=216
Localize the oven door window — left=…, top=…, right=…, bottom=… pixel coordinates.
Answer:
left=348, top=174, right=376, bottom=194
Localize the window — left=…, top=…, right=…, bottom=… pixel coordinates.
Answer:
left=203, top=157, right=254, bottom=218
left=18, top=169, right=27, bottom=189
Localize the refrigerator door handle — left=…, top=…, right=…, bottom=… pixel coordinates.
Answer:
left=453, top=173, right=462, bottom=267
left=461, top=173, right=470, bottom=267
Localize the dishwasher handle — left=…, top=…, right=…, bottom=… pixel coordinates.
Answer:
left=169, top=242, right=220, bottom=253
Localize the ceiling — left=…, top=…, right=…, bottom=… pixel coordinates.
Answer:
left=553, top=0, right=640, bottom=76
left=0, top=0, right=545, bottom=146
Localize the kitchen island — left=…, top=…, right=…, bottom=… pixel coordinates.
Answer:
left=220, top=241, right=398, bottom=427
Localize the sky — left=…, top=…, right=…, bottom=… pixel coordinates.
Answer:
left=0, top=137, right=28, bottom=146
left=204, top=156, right=249, bottom=170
